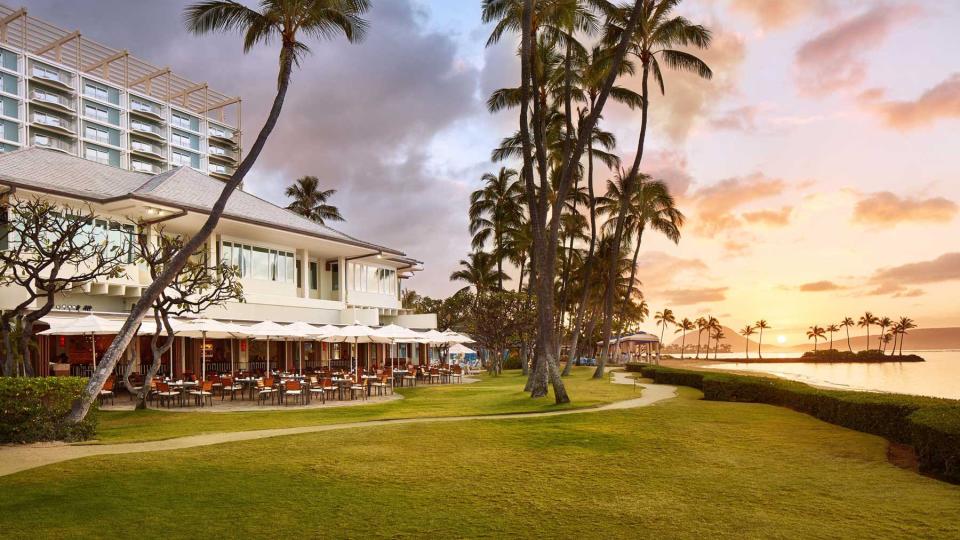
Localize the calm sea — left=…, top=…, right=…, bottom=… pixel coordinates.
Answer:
left=704, top=350, right=960, bottom=400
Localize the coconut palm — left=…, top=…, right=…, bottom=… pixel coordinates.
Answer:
left=469, top=167, right=524, bottom=290
left=807, top=325, right=826, bottom=352
left=595, top=0, right=712, bottom=378
left=675, top=317, right=694, bottom=359
left=895, top=316, right=917, bottom=356
left=449, top=251, right=509, bottom=295
left=694, top=316, right=708, bottom=359
left=754, top=319, right=770, bottom=359
left=877, top=316, right=893, bottom=353
left=825, top=323, right=840, bottom=351
left=654, top=308, right=675, bottom=348
left=70, top=0, right=371, bottom=423
left=739, top=324, right=755, bottom=359
left=285, top=175, right=344, bottom=224
left=711, top=327, right=724, bottom=359
left=858, top=312, right=877, bottom=351
left=839, top=317, right=855, bottom=352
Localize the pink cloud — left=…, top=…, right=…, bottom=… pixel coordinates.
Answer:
left=853, top=192, right=957, bottom=225
left=872, top=252, right=960, bottom=285
left=864, top=73, right=960, bottom=129
left=743, top=206, right=792, bottom=226
left=794, top=4, right=921, bottom=96
left=688, top=173, right=786, bottom=237
left=729, top=0, right=834, bottom=29
left=799, top=280, right=845, bottom=292
left=709, top=105, right=759, bottom=132
left=664, top=287, right=728, bottom=306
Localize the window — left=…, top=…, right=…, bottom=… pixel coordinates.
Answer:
left=347, top=262, right=396, bottom=294
left=84, top=124, right=110, bottom=144
left=32, top=63, right=64, bottom=84
left=252, top=247, right=269, bottom=280
left=130, top=119, right=158, bottom=134
left=209, top=163, right=228, bottom=174
left=33, top=111, right=65, bottom=128
left=171, top=112, right=198, bottom=131
left=209, top=145, right=226, bottom=156
left=92, top=219, right=136, bottom=263
left=309, top=261, right=318, bottom=290
left=171, top=131, right=190, bottom=148
left=84, top=145, right=110, bottom=165
left=84, top=102, right=109, bottom=123
left=209, top=124, right=230, bottom=138
left=295, top=259, right=302, bottom=286
left=172, top=151, right=198, bottom=168
left=131, top=160, right=156, bottom=173
left=331, top=262, right=339, bottom=291
left=131, top=140, right=157, bottom=154
left=130, top=98, right=158, bottom=115
left=222, top=241, right=295, bottom=283
left=83, top=81, right=108, bottom=102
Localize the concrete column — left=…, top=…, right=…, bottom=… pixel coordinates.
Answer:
left=338, top=256, right=347, bottom=304
left=298, top=248, right=308, bottom=298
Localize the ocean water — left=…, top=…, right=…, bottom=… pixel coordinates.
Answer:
left=702, top=350, right=960, bottom=400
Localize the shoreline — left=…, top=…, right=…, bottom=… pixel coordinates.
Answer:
left=659, top=355, right=924, bottom=364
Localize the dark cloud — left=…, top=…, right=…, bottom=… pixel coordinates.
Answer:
left=853, top=192, right=957, bottom=225
left=798, top=280, right=844, bottom=292
left=30, top=0, right=483, bottom=297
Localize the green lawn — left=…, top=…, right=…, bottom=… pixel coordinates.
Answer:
left=1, top=378, right=957, bottom=538
left=92, top=368, right=636, bottom=443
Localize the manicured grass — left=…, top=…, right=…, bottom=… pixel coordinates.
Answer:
left=92, top=368, right=636, bottom=443
left=1, top=385, right=957, bottom=538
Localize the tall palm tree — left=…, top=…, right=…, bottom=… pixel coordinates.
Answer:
left=707, top=316, right=721, bottom=356
left=896, top=316, right=917, bottom=356
left=807, top=325, right=826, bottom=352
left=694, top=316, right=707, bottom=359
left=877, top=316, right=893, bottom=353
left=654, top=308, right=676, bottom=349
left=739, top=324, right=755, bottom=359
left=754, top=319, right=770, bottom=359
left=675, top=317, right=694, bottom=359
left=825, top=324, right=839, bottom=351
left=70, top=0, right=371, bottom=424
left=449, top=251, right=509, bottom=295
left=285, top=175, right=344, bottom=224
left=469, top=167, right=523, bottom=291
left=595, top=0, right=712, bottom=378
left=839, top=317, right=855, bottom=352
left=711, top=327, right=724, bottom=359
left=858, top=312, right=877, bottom=352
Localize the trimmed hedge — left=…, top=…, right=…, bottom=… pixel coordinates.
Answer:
left=637, top=364, right=960, bottom=484
left=0, top=377, right=97, bottom=443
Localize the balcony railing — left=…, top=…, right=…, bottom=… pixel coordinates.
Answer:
left=130, top=121, right=163, bottom=137
left=30, top=89, right=74, bottom=111
left=130, top=99, right=163, bottom=118
left=131, top=160, right=162, bottom=174
left=208, top=125, right=236, bottom=141
left=208, top=163, right=235, bottom=177
left=208, top=145, right=237, bottom=161
left=30, top=112, right=74, bottom=132
left=130, top=140, right=165, bottom=158
left=32, top=134, right=74, bottom=153
left=30, top=65, right=72, bottom=87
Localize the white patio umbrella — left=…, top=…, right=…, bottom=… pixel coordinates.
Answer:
left=175, top=318, right=247, bottom=380
left=246, top=320, right=306, bottom=374
left=327, top=323, right=377, bottom=373
left=310, top=325, right=343, bottom=369
left=442, top=329, right=474, bottom=344
left=285, top=321, right=322, bottom=374
left=39, top=314, right=122, bottom=371
left=372, top=324, right=422, bottom=369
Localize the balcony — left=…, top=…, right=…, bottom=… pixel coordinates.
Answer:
left=30, top=64, right=72, bottom=90
left=129, top=120, right=164, bottom=141
left=30, top=111, right=75, bottom=136
left=208, top=124, right=237, bottom=143
left=131, top=159, right=163, bottom=174
left=31, top=133, right=75, bottom=154
left=129, top=138, right=166, bottom=160
left=30, top=89, right=75, bottom=112
left=129, top=99, right=164, bottom=121
left=207, top=145, right=238, bottom=162
left=208, top=163, right=235, bottom=179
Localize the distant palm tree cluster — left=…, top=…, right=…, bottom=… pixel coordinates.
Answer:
left=659, top=313, right=732, bottom=360
left=811, top=313, right=918, bottom=355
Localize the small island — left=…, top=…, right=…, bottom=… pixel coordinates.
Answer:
left=681, top=350, right=925, bottom=364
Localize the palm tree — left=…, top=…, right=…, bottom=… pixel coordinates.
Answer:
left=694, top=316, right=708, bottom=359
left=825, top=324, right=839, bottom=351
left=881, top=332, right=894, bottom=353
left=739, top=324, right=755, bottom=359
left=858, top=312, right=877, bottom=351
left=654, top=308, right=676, bottom=350
left=807, top=325, right=826, bottom=352
left=896, top=316, right=917, bottom=356
left=711, top=327, right=724, bottom=360
left=704, top=316, right=720, bottom=357
left=675, top=317, right=694, bottom=359
left=469, top=167, right=523, bottom=291
left=70, top=0, right=371, bottom=423
left=754, top=319, right=770, bottom=359
left=285, top=175, right=344, bottom=224
left=839, top=317, right=855, bottom=352
left=595, top=0, right=712, bottom=378
left=877, top=316, right=892, bottom=353
left=449, top=251, right=509, bottom=295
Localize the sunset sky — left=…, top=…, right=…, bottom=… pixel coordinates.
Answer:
left=27, top=0, right=960, bottom=342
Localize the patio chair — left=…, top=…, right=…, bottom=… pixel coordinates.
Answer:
left=284, top=380, right=304, bottom=406
left=451, top=365, right=463, bottom=383
left=155, top=382, right=180, bottom=408
left=320, top=377, right=337, bottom=402
left=308, top=377, right=325, bottom=404
left=257, top=379, right=277, bottom=406
left=348, top=376, right=366, bottom=401
left=220, top=377, right=243, bottom=401
left=99, top=377, right=116, bottom=405
left=371, top=373, right=392, bottom=396
left=402, top=366, right=417, bottom=387
left=189, top=381, right=215, bottom=407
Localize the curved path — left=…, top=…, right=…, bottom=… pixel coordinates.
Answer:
left=0, top=374, right=675, bottom=477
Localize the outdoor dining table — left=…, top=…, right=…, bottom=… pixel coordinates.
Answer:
left=236, top=377, right=258, bottom=400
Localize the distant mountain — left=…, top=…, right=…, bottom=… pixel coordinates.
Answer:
left=667, top=326, right=960, bottom=353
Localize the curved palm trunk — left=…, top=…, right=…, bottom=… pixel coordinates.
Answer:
left=757, top=328, right=763, bottom=359
left=846, top=326, right=852, bottom=352
left=744, top=337, right=749, bottom=359
left=695, top=330, right=702, bottom=359
left=68, top=46, right=296, bottom=424
left=829, top=332, right=834, bottom=351
left=611, top=230, right=643, bottom=364
left=594, top=61, right=650, bottom=379
left=679, top=331, right=686, bottom=359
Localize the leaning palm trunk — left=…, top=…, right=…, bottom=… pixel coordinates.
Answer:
left=611, top=229, right=643, bottom=366
left=68, top=47, right=295, bottom=423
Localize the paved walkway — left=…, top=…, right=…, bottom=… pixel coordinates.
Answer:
left=0, top=372, right=675, bottom=477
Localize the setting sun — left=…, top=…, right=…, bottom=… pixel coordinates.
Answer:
left=776, top=335, right=787, bottom=344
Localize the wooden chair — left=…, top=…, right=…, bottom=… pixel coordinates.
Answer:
left=320, top=377, right=337, bottom=402
left=220, top=377, right=243, bottom=401
left=371, top=373, right=392, bottom=396
left=256, top=379, right=277, bottom=406
left=308, top=376, right=325, bottom=404
left=99, top=377, right=116, bottom=405
left=284, top=380, right=304, bottom=406
left=155, top=382, right=180, bottom=408
left=451, top=365, right=463, bottom=384
left=402, top=366, right=417, bottom=387
left=348, top=376, right=366, bottom=401
left=189, top=381, right=214, bottom=407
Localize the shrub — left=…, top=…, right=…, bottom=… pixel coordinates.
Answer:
left=639, top=365, right=960, bottom=484
left=502, top=353, right=523, bottom=370
left=0, top=377, right=97, bottom=443
left=624, top=362, right=645, bottom=373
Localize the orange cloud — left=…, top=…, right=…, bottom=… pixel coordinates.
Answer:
left=853, top=192, right=957, bottom=225
left=664, top=287, right=728, bottom=306
left=794, top=4, right=920, bottom=96
left=728, top=0, right=834, bottom=29
left=709, top=105, right=759, bottom=132
left=863, top=73, right=960, bottom=129
left=688, top=173, right=786, bottom=237
left=872, top=252, right=960, bottom=285
left=743, top=206, right=792, bottom=226
left=799, top=280, right=845, bottom=292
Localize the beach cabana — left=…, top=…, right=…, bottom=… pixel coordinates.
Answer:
left=597, top=331, right=661, bottom=364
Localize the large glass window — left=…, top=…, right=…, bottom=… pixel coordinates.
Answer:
left=84, top=102, right=109, bottom=123
left=84, top=145, right=110, bottom=165
left=92, top=219, right=135, bottom=263
left=252, top=247, right=269, bottom=280
left=309, top=261, right=318, bottom=290
left=331, top=262, right=339, bottom=291
left=82, top=80, right=117, bottom=104
left=221, top=240, right=294, bottom=283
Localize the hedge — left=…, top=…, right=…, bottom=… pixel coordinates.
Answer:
left=0, top=377, right=97, bottom=443
left=636, top=364, right=960, bottom=484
